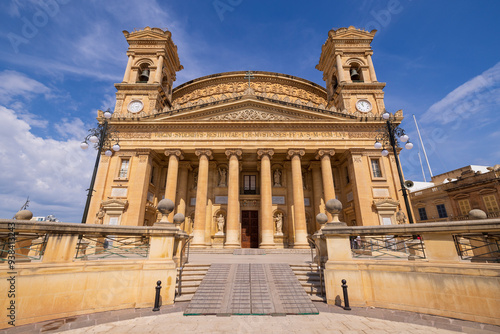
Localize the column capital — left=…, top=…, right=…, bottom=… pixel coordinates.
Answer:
left=308, top=161, right=322, bottom=170
left=178, top=161, right=192, bottom=170
left=195, top=149, right=213, bottom=159
left=225, top=148, right=242, bottom=159
left=315, top=149, right=335, bottom=160
left=164, top=149, right=184, bottom=160
left=257, top=149, right=274, bottom=160
left=287, top=149, right=305, bottom=159
left=364, top=51, right=374, bottom=56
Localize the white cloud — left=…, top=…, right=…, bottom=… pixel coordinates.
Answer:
left=0, top=70, right=51, bottom=104
left=421, top=61, right=500, bottom=125
left=0, top=106, right=93, bottom=222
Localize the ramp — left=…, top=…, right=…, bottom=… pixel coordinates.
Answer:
left=184, top=263, right=318, bottom=316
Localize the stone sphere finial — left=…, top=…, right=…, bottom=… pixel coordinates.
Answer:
left=325, top=199, right=342, bottom=223
left=316, top=213, right=328, bottom=226
left=14, top=210, right=33, bottom=220
left=157, top=199, right=175, bottom=223
left=469, top=209, right=487, bottom=220
left=173, top=213, right=185, bottom=229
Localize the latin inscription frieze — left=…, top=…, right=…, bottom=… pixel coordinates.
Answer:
left=152, top=131, right=353, bottom=139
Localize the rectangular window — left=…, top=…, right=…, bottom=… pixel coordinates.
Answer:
left=371, top=159, right=382, bottom=178
left=244, top=175, right=257, bottom=194
left=119, top=159, right=129, bottom=178
left=418, top=207, right=428, bottom=221
left=436, top=204, right=448, bottom=218
left=483, top=195, right=499, bottom=213
left=458, top=199, right=471, bottom=216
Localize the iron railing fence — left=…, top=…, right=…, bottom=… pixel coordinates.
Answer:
left=350, top=235, right=426, bottom=260
left=453, top=233, right=500, bottom=263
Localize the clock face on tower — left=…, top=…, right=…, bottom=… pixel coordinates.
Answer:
left=355, top=99, right=372, bottom=113
left=127, top=100, right=144, bottom=113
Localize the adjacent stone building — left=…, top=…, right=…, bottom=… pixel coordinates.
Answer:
left=86, top=26, right=412, bottom=248
left=410, top=165, right=500, bottom=222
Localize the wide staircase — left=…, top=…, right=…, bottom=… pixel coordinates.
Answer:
left=175, top=262, right=325, bottom=302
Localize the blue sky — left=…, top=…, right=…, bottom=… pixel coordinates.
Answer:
left=0, top=0, right=499, bottom=222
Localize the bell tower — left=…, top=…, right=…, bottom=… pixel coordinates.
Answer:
left=114, top=27, right=183, bottom=116
left=316, top=26, right=386, bottom=115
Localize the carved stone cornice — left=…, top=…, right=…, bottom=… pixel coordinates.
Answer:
left=195, top=149, right=213, bottom=159
left=135, top=148, right=151, bottom=155
left=287, top=149, right=305, bottom=159
left=225, top=149, right=242, bottom=159
left=315, top=149, right=335, bottom=160
left=208, top=109, right=293, bottom=121
left=257, top=149, right=274, bottom=160
left=164, top=149, right=184, bottom=160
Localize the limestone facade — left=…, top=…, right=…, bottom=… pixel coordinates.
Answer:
left=411, top=165, right=500, bottom=222
left=85, top=26, right=411, bottom=248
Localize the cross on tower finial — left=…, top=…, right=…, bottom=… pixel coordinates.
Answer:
left=244, top=71, right=254, bottom=88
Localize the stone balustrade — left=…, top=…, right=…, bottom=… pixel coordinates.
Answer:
left=0, top=219, right=188, bottom=329
left=317, top=218, right=500, bottom=326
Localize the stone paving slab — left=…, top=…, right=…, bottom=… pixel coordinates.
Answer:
left=184, top=263, right=318, bottom=316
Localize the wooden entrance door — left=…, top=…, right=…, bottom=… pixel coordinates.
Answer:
left=241, top=210, right=259, bottom=248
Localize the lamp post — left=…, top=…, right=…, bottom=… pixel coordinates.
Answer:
left=80, top=110, right=120, bottom=224
left=374, top=111, right=415, bottom=224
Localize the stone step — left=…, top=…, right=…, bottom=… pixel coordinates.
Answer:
left=176, top=275, right=206, bottom=281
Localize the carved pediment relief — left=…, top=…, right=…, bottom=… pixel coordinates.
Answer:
left=207, top=109, right=293, bottom=121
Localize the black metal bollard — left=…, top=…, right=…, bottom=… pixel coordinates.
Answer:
left=153, top=280, right=162, bottom=312
left=341, top=279, right=351, bottom=310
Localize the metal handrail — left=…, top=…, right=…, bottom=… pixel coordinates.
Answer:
left=177, top=235, right=194, bottom=297
left=307, top=235, right=325, bottom=298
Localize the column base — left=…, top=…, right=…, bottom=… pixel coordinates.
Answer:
left=293, top=242, right=310, bottom=249
left=190, top=243, right=208, bottom=249
left=259, top=243, right=276, bottom=249
left=224, top=243, right=240, bottom=249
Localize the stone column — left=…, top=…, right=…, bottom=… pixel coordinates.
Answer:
left=164, top=149, right=183, bottom=222
left=176, top=162, right=191, bottom=231
left=284, top=162, right=295, bottom=247
left=205, top=161, right=217, bottom=246
left=316, top=149, right=337, bottom=222
left=258, top=149, right=275, bottom=248
left=287, top=149, right=308, bottom=248
left=122, top=54, right=133, bottom=83
left=191, top=149, right=212, bottom=248
left=366, top=53, right=377, bottom=82
left=224, top=149, right=242, bottom=248
left=309, top=161, right=324, bottom=231
left=336, top=54, right=345, bottom=82
left=155, top=55, right=164, bottom=83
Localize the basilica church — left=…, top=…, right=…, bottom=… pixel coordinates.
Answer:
left=86, top=26, right=410, bottom=249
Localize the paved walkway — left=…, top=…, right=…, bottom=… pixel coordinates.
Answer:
left=60, top=310, right=461, bottom=334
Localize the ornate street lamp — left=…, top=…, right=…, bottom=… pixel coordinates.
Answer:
left=80, top=109, right=120, bottom=224
left=374, top=111, right=415, bottom=224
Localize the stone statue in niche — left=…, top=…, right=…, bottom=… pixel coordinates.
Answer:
left=273, top=169, right=282, bottom=187
left=218, top=167, right=227, bottom=187
left=274, top=212, right=283, bottom=234
left=193, top=172, right=198, bottom=189
left=302, top=172, right=308, bottom=189
left=217, top=214, right=225, bottom=233
left=94, top=208, right=105, bottom=224
left=396, top=209, right=407, bottom=224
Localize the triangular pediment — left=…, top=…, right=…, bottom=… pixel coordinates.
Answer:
left=328, top=26, right=376, bottom=41
left=123, top=27, right=172, bottom=42
left=151, top=98, right=355, bottom=122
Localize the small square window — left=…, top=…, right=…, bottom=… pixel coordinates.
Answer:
left=418, top=207, right=428, bottom=221
left=436, top=204, right=447, bottom=218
